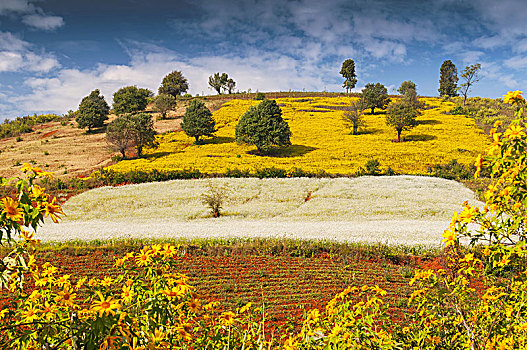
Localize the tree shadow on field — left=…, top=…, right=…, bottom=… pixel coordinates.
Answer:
left=142, top=151, right=172, bottom=159
left=404, top=134, right=437, bottom=142
left=417, top=119, right=441, bottom=125
left=349, top=128, right=379, bottom=135
left=198, top=136, right=235, bottom=145
left=248, top=144, right=318, bottom=157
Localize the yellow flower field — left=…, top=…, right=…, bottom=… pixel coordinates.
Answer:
left=107, top=97, right=490, bottom=175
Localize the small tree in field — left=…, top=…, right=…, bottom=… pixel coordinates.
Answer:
left=76, top=89, right=110, bottom=132
left=342, top=98, right=365, bottom=135
left=153, top=93, right=176, bottom=119
left=158, top=70, right=189, bottom=98
left=397, top=80, right=416, bottom=96
left=340, top=59, right=357, bottom=94
left=226, top=78, right=236, bottom=94
left=235, top=99, right=291, bottom=154
left=106, top=114, right=136, bottom=158
left=386, top=100, right=418, bottom=142
left=459, top=63, right=481, bottom=107
left=130, top=113, right=158, bottom=157
left=181, top=100, right=215, bottom=143
left=361, top=83, right=390, bottom=114
left=113, top=86, right=152, bottom=115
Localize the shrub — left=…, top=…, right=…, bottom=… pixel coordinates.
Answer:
left=255, top=92, right=265, bottom=100
left=181, top=100, right=215, bottom=143
left=112, top=86, right=152, bottom=115
left=76, top=89, right=110, bottom=132
left=153, top=93, right=176, bottom=119
left=201, top=182, right=229, bottom=217
left=449, top=105, right=466, bottom=115
left=235, top=99, right=291, bottom=155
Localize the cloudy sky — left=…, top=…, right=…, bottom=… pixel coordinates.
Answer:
left=0, top=0, right=526, bottom=118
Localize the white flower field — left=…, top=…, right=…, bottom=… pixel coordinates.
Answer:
left=39, top=175, right=484, bottom=246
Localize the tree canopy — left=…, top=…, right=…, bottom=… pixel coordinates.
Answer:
left=235, top=99, right=291, bottom=154
left=76, top=89, right=110, bottom=132
left=340, top=59, right=357, bottom=94
left=386, top=99, right=419, bottom=142
left=181, top=100, right=215, bottom=143
left=342, top=98, right=365, bottom=135
left=113, top=86, right=152, bottom=115
left=158, top=70, right=189, bottom=98
left=361, top=83, right=391, bottom=114
left=438, top=60, right=458, bottom=97
left=208, top=73, right=230, bottom=94
left=397, top=80, right=417, bottom=96
left=153, top=94, right=176, bottom=119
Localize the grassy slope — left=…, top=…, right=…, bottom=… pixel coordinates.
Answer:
left=107, top=96, right=490, bottom=175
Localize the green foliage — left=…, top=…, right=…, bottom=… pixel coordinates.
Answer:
left=105, top=114, right=137, bottom=158
left=0, top=114, right=62, bottom=139
left=398, top=80, right=417, bottom=95
left=235, top=99, right=291, bottom=154
left=76, top=89, right=110, bottom=132
left=153, top=93, right=176, bottom=119
left=181, top=99, right=215, bottom=143
left=438, top=59, right=459, bottom=97
left=449, top=106, right=466, bottom=115
left=129, top=112, right=158, bottom=157
left=201, top=182, right=229, bottom=217
left=426, top=158, right=475, bottom=180
left=158, top=70, right=189, bottom=98
left=255, top=92, right=266, bottom=100
left=340, top=59, right=358, bottom=93
left=112, top=85, right=152, bottom=115
left=226, top=78, right=236, bottom=94
left=459, top=63, right=482, bottom=107
left=386, top=99, right=419, bottom=142
left=208, top=72, right=228, bottom=94
left=361, top=83, right=391, bottom=114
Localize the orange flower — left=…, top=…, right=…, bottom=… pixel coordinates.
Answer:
left=2, top=197, right=24, bottom=222
left=503, top=90, right=523, bottom=104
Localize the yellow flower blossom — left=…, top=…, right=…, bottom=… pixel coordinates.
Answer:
left=54, top=287, right=77, bottom=307
left=121, top=285, right=134, bottom=304
left=2, top=197, right=24, bottom=222
left=219, top=311, right=236, bottom=326
left=91, top=291, right=121, bottom=317
left=503, top=124, right=526, bottom=140
left=42, top=196, right=64, bottom=223
left=442, top=228, right=457, bottom=247
left=21, top=304, right=40, bottom=323
left=503, top=90, right=523, bottom=104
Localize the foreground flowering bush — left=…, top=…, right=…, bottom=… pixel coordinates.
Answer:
left=2, top=90, right=527, bottom=348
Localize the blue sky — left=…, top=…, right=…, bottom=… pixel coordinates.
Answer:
left=0, top=0, right=526, bottom=118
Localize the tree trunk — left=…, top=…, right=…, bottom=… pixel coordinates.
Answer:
left=462, top=94, right=467, bottom=108
left=136, top=145, right=143, bottom=157
left=371, top=107, right=375, bottom=115
left=120, top=149, right=126, bottom=159
left=397, top=128, right=402, bottom=142
left=353, top=125, right=358, bottom=135
left=195, top=136, right=199, bottom=144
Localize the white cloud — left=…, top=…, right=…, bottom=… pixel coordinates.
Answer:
left=0, top=32, right=59, bottom=73
left=22, top=14, right=64, bottom=31
left=0, top=0, right=64, bottom=30
left=504, top=55, right=527, bottom=70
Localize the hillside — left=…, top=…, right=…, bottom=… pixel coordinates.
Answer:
left=108, top=96, right=490, bottom=176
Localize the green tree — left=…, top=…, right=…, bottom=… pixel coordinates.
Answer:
left=158, top=70, right=189, bottom=98
left=153, top=94, right=176, bottom=119
left=113, top=86, right=152, bottom=115
left=342, top=98, right=365, bottom=135
left=386, top=100, right=419, bottom=142
left=361, top=83, right=391, bottom=114
left=208, top=72, right=228, bottom=94
left=340, top=59, right=357, bottom=94
left=235, top=99, right=291, bottom=154
left=129, top=113, right=158, bottom=157
left=226, top=78, right=236, bottom=94
left=438, top=60, right=458, bottom=97
left=105, top=114, right=136, bottom=158
left=181, top=100, right=215, bottom=144
left=459, top=63, right=481, bottom=107
left=76, top=89, right=110, bottom=132
left=397, top=80, right=416, bottom=95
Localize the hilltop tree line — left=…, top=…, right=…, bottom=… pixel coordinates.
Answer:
left=72, top=58, right=481, bottom=159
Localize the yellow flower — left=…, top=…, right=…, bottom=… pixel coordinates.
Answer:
left=54, top=287, right=77, bottom=307
left=41, top=301, right=58, bottom=321
left=75, top=276, right=87, bottom=290
left=176, top=326, right=192, bottom=341
left=504, top=124, right=526, bottom=140
left=100, top=276, right=114, bottom=287
left=21, top=304, right=40, bottom=323
left=2, top=197, right=24, bottom=222
left=442, top=228, right=457, bottom=247
left=459, top=205, right=478, bottom=223
left=239, top=302, right=252, bottom=314
left=474, top=154, right=483, bottom=179
left=42, top=196, right=64, bottom=223
left=27, top=290, right=42, bottom=303
left=503, top=90, right=523, bottom=104
left=149, top=244, right=162, bottom=256
left=91, top=291, right=121, bottom=317
left=55, top=274, right=71, bottom=288
left=219, top=311, right=236, bottom=326
left=30, top=184, right=46, bottom=198
left=149, top=329, right=166, bottom=343
left=135, top=248, right=152, bottom=267
left=187, top=298, right=201, bottom=313
left=121, top=285, right=134, bottom=304
left=162, top=285, right=186, bottom=300
left=161, top=243, right=177, bottom=258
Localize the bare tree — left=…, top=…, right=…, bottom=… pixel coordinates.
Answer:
left=459, top=63, right=481, bottom=107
